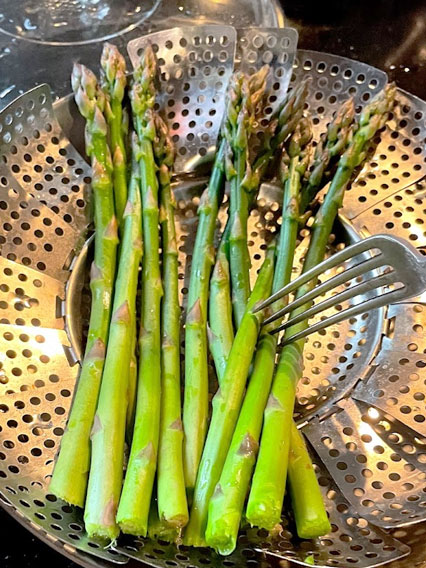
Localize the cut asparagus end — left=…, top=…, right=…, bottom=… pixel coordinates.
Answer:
left=205, top=514, right=240, bottom=556
left=296, top=516, right=332, bottom=540
left=85, top=522, right=120, bottom=542
left=118, top=518, right=148, bottom=538
left=246, top=494, right=281, bottom=530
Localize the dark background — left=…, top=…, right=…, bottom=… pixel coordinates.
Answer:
left=1, top=0, right=425, bottom=567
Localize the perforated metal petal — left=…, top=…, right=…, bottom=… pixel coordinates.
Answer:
left=352, top=179, right=426, bottom=246
left=127, top=25, right=237, bottom=173
left=291, top=50, right=388, bottom=140
left=0, top=256, right=64, bottom=329
left=353, top=303, right=426, bottom=438
left=0, top=168, right=81, bottom=282
left=0, top=324, right=77, bottom=396
left=236, top=27, right=298, bottom=113
left=305, top=398, right=426, bottom=529
left=343, top=89, right=426, bottom=219
left=0, top=84, right=91, bottom=235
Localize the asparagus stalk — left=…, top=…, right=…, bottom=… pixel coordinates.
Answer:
left=288, top=423, right=331, bottom=538
left=154, top=114, right=189, bottom=529
left=50, top=65, right=118, bottom=507
left=184, top=242, right=276, bottom=547
left=183, top=140, right=226, bottom=495
left=246, top=84, right=396, bottom=531
left=126, top=325, right=137, bottom=443
left=224, top=68, right=269, bottom=327
left=101, top=43, right=128, bottom=224
left=84, top=135, right=142, bottom=540
left=299, top=98, right=355, bottom=212
left=126, top=167, right=140, bottom=443
left=117, top=46, right=163, bottom=536
left=205, top=119, right=312, bottom=555
left=208, top=222, right=233, bottom=380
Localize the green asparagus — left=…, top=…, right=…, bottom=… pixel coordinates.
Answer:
left=183, top=140, right=226, bottom=495
left=84, top=135, right=142, bottom=540
left=247, top=84, right=396, bottom=531
left=208, top=222, right=233, bottom=381
left=224, top=68, right=269, bottom=327
left=184, top=242, right=276, bottom=547
left=205, top=119, right=312, bottom=554
left=117, top=46, right=163, bottom=536
left=288, top=423, right=331, bottom=539
left=155, top=114, right=188, bottom=529
left=300, top=98, right=355, bottom=212
left=101, top=43, right=128, bottom=223
left=50, top=64, right=118, bottom=507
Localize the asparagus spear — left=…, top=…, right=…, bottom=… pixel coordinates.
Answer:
left=208, top=222, right=233, bottom=381
left=84, top=136, right=142, bottom=540
left=101, top=43, right=128, bottom=224
left=154, top=114, right=188, bottom=529
left=299, top=98, right=355, bottom=212
left=117, top=46, right=163, bottom=536
left=247, top=84, right=396, bottom=531
left=205, top=119, right=312, bottom=555
left=224, top=68, right=269, bottom=327
left=184, top=242, right=276, bottom=547
left=288, top=423, right=331, bottom=539
left=183, top=140, right=226, bottom=495
left=50, top=65, right=118, bottom=507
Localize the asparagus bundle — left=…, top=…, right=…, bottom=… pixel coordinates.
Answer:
left=154, top=114, right=188, bottom=529
left=182, top=139, right=226, bottom=495
left=101, top=43, right=128, bottom=224
left=205, top=119, right=312, bottom=554
left=84, top=138, right=142, bottom=540
left=247, top=84, right=396, bottom=530
left=50, top=64, right=118, bottom=507
left=184, top=242, right=276, bottom=547
left=117, top=46, right=163, bottom=536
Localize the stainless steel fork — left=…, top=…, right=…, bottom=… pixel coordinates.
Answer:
left=256, top=234, right=426, bottom=346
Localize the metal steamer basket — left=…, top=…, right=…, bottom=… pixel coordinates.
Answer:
left=0, top=24, right=425, bottom=568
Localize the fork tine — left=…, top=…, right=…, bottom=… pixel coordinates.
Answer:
left=254, top=238, right=384, bottom=313
left=263, top=254, right=387, bottom=326
left=270, top=271, right=397, bottom=333
left=278, top=287, right=407, bottom=346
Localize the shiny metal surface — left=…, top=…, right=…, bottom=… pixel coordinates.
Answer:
left=0, top=28, right=425, bottom=568
left=305, top=398, right=426, bottom=528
